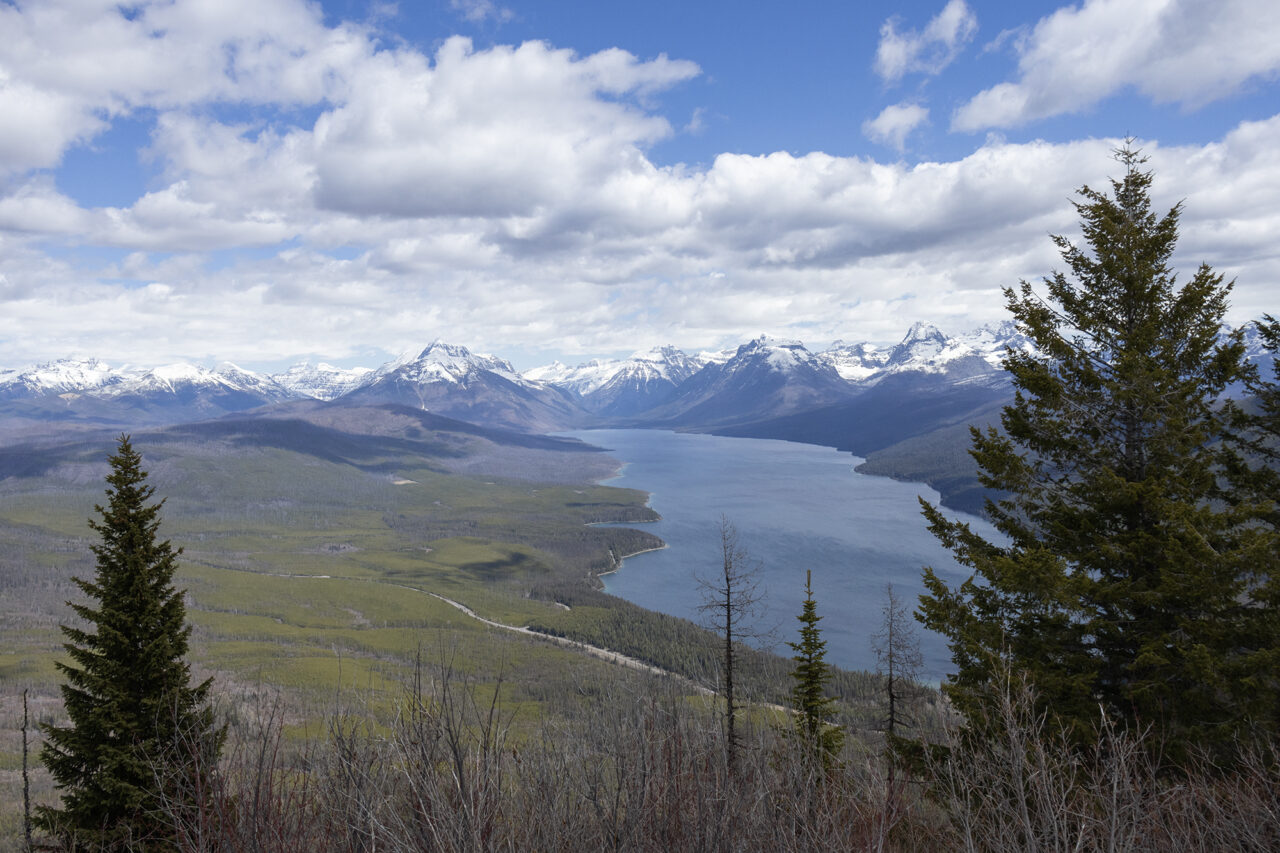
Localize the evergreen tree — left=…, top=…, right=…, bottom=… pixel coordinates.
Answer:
left=1230, top=315, right=1280, bottom=728
left=39, top=435, right=220, bottom=849
left=787, top=570, right=843, bottom=768
left=918, top=147, right=1264, bottom=753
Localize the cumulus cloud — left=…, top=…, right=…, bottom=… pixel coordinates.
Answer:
left=0, top=0, right=369, bottom=174
left=0, top=0, right=1277, bottom=368
left=862, top=103, right=930, bottom=152
left=875, top=0, right=978, bottom=83
left=953, top=0, right=1280, bottom=131
left=311, top=38, right=698, bottom=219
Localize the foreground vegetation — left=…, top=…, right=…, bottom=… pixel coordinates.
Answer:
left=19, top=658, right=1280, bottom=852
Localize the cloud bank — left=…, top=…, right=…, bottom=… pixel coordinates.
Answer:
left=0, top=0, right=1276, bottom=369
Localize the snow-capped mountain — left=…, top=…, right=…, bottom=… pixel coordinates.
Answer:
left=584, top=347, right=707, bottom=416
left=525, top=346, right=708, bottom=417
left=102, top=362, right=291, bottom=402
left=0, top=358, right=299, bottom=424
left=272, top=362, right=374, bottom=401
left=0, top=357, right=125, bottom=401
left=371, top=341, right=529, bottom=387
left=341, top=341, right=584, bottom=432
left=639, top=336, right=854, bottom=428
left=9, top=319, right=1268, bottom=436
left=820, top=341, right=888, bottom=382
left=820, top=321, right=1031, bottom=387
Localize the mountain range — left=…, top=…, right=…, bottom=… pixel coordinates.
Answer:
left=3, top=322, right=1270, bottom=513
left=0, top=322, right=1030, bottom=425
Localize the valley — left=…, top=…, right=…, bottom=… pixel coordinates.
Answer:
left=0, top=404, right=889, bottom=837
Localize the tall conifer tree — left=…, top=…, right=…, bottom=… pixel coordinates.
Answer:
left=1230, top=315, right=1280, bottom=728
left=918, top=147, right=1262, bottom=752
left=787, top=570, right=843, bottom=768
left=39, top=435, right=220, bottom=849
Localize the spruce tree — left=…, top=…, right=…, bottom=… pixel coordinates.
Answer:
left=39, top=435, right=220, bottom=849
left=787, top=570, right=843, bottom=768
left=918, top=147, right=1263, bottom=753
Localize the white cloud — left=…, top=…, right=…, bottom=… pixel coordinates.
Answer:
left=450, top=0, right=514, bottom=24
left=863, top=103, right=930, bottom=152
left=875, top=0, right=978, bottom=83
left=310, top=38, right=698, bottom=219
left=0, top=0, right=370, bottom=174
left=953, top=0, right=1280, bottom=131
left=0, top=1, right=1277, bottom=368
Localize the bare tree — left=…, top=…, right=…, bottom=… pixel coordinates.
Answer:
left=872, top=583, right=923, bottom=741
left=696, top=515, right=767, bottom=772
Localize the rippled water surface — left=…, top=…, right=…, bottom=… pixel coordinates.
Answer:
left=566, top=429, right=1001, bottom=678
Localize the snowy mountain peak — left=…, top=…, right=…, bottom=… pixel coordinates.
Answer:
left=721, top=336, right=839, bottom=380
left=886, top=322, right=956, bottom=367
left=418, top=340, right=473, bottom=361
left=373, top=340, right=526, bottom=388
left=417, top=340, right=517, bottom=374
left=821, top=341, right=888, bottom=382
left=627, top=345, right=685, bottom=363
left=737, top=335, right=804, bottom=353
left=151, top=362, right=215, bottom=383
left=523, top=346, right=706, bottom=399
left=900, top=322, right=949, bottom=347
left=522, top=360, right=569, bottom=384
left=0, top=356, right=124, bottom=398
left=272, top=361, right=373, bottom=401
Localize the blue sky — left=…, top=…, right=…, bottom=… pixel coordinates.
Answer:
left=1, top=0, right=1278, bottom=371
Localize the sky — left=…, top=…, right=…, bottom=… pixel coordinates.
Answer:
left=2, top=0, right=1279, bottom=372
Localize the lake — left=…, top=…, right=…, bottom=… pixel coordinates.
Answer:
left=566, top=429, right=1001, bottom=679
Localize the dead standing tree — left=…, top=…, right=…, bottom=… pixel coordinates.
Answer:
left=872, top=583, right=924, bottom=741
left=871, top=582, right=924, bottom=797
left=697, top=516, right=767, bottom=773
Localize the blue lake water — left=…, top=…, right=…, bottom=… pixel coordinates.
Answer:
left=566, top=429, right=1001, bottom=679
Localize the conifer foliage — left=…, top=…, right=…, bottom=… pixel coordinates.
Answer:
left=918, top=147, right=1266, bottom=752
left=787, top=570, right=843, bottom=767
left=39, top=435, right=220, bottom=849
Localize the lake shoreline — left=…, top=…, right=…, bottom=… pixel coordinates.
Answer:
left=597, top=542, right=669, bottom=577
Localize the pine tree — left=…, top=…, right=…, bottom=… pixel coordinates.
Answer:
left=918, top=146, right=1263, bottom=754
left=787, top=570, right=843, bottom=768
left=39, top=435, right=221, bottom=849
